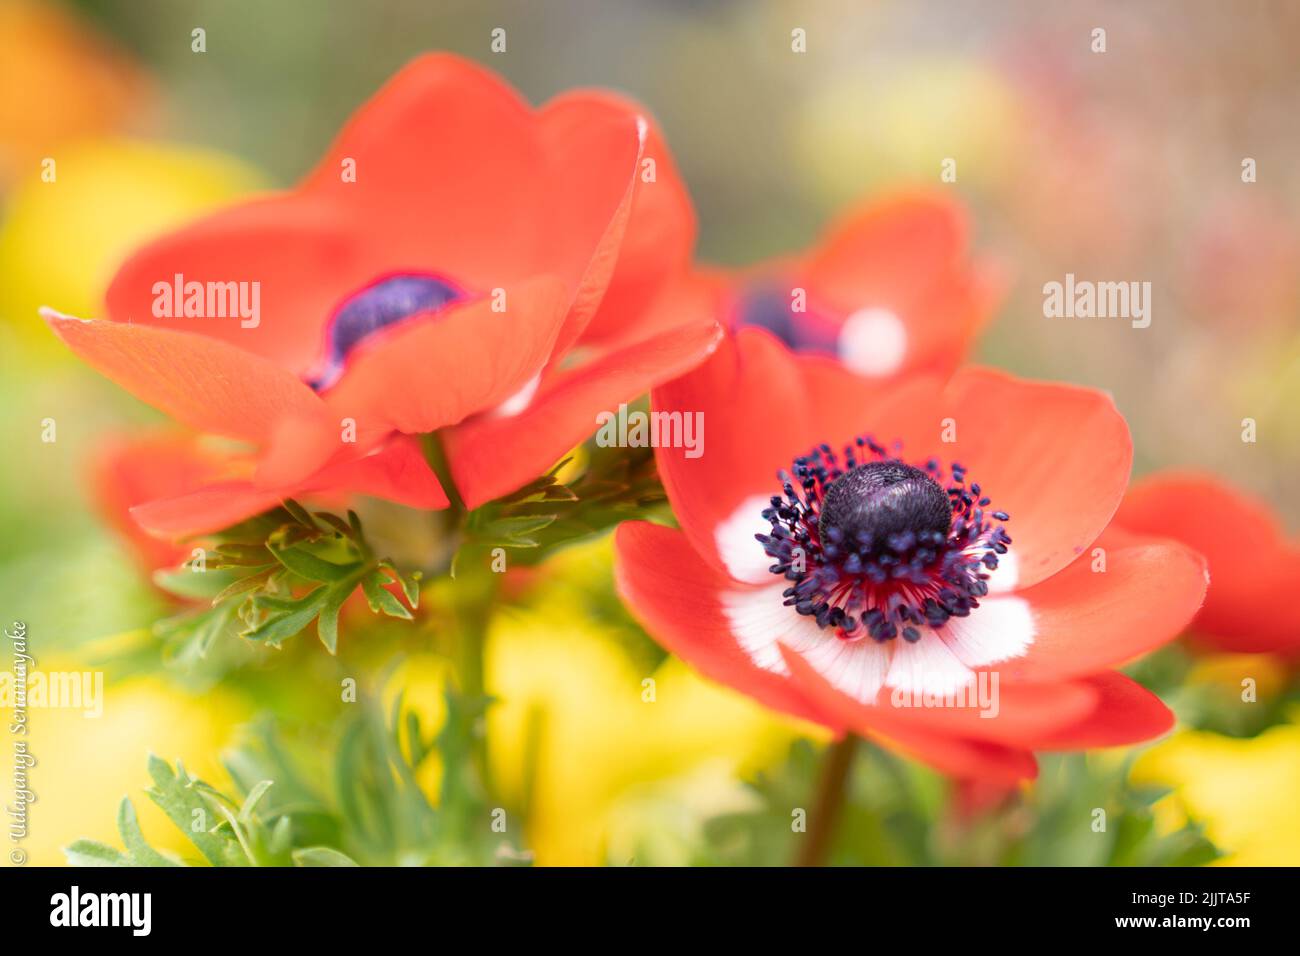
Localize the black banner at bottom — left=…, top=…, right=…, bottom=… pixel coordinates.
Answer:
left=1, top=865, right=1292, bottom=941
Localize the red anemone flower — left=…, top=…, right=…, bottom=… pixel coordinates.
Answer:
left=721, top=191, right=1002, bottom=382
left=90, top=430, right=440, bottom=548
left=1115, top=471, right=1300, bottom=655
left=45, top=54, right=717, bottom=536
left=614, top=329, right=1208, bottom=783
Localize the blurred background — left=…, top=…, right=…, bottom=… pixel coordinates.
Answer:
left=2, top=0, right=1298, bottom=866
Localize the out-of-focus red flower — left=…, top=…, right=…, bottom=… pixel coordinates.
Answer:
left=91, top=431, right=443, bottom=561
left=721, top=191, right=1002, bottom=383
left=614, top=329, right=1207, bottom=783
left=1115, top=471, right=1300, bottom=655
left=46, top=54, right=716, bottom=536
left=91, top=433, right=225, bottom=570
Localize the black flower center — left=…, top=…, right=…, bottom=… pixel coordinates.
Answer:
left=756, top=437, right=1011, bottom=643
left=818, top=461, right=952, bottom=554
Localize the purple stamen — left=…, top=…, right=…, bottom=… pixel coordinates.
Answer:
left=755, top=436, right=1013, bottom=643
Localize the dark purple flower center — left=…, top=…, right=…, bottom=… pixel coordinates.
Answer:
left=756, top=437, right=1012, bottom=643
left=818, top=461, right=952, bottom=548
left=733, top=284, right=837, bottom=354
left=309, top=273, right=464, bottom=390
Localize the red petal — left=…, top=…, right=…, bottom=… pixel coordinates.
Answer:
left=533, top=91, right=652, bottom=357
left=613, top=521, right=838, bottom=729
left=650, top=328, right=831, bottom=579
left=780, top=647, right=1037, bottom=783
left=44, top=309, right=329, bottom=445
left=133, top=434, right=446, bottom=537
left=131, top=483, right=283, bottom=538
left=653, top=336, right=1130, bottom=591
left=92, top=433, right=236, bottom=568
left=104, top=195, right=359, bottom=375
left=446, top=279, right=722, bottom=509
left=1018, top=671, right=1174, bottom=749
left=557, top=93, right=697, bottom=346
left=822, top=365, right=1134, bottom=589
left=1116, top=471, right=1300, bottom=654
left=301, top=54, right=545, bottom=292
left=800, top=190, right=1002, bottom=379
left=309, top=433, right=448, bottom=511
left=317, top=274, right=568, bottom=441
left=1003, top=526, right=1208, bottom=682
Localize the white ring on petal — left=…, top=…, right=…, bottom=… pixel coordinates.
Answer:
left=984, top=547, right=1020, bottom=594
left=722, top=583, right=890, bottom=703
left=715, top=494, right=779, bottom=584
left=937, top=596, right=1035, bottom=669
left=884, top=635, right=974, bottom=697
left=838, top=307, right=908, bottom=377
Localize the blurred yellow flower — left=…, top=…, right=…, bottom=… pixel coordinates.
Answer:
left=0, top=0, right=151, bottom=187
left=1186, top=652, right=1289, bottom=701
left=483, top=539, right=810, bottom=865
left=0, top=139, right=262, bottom=351
left=382, top=652, right=451, bottom=801
left=1132, top=724, right=1300, bottom=866
left=1, top=643, right=247, bottom=866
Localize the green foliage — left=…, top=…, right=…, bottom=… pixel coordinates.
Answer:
left=452, top=434, right=668, bottom=575
left=66, top=698, right=530, bottom=868
left=1003, top=754, right=1218, bottom=867
left=65, top=755, right=323, bottom=867
left=1127, top=644, right=1300, bottom=738
left=152, top=501, right=422, bottom=658
left=698, top=740, right=1220, bottom=866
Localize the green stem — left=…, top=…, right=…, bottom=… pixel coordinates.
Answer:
left=420, top=431, right=465, bottom=514
left=796, top=734, right=858, bottom=867
left=419, top=430, right=497, bottom=800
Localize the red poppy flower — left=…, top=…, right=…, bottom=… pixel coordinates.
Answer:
left=1115, top=471, right=1300, bottom=655
left=721, top=191, right=1002, bottom=382
left=45, top=54, right=716, bottom=536
left=614, top=330, right=1208, bottom=783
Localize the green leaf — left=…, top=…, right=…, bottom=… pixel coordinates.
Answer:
left=270, top=543, right=362, bottom=583
left=314, top=512, right=353, bottom=537
left=282, top=498, right=321, bottom=530
left=116, top=797, right=180, bottom=866
left=361, top=573, right=413, bottom=620
left=292, top=846, right=361, bottom=867
left=153, top=566, right=247, bottom=600
left=64, top=839, right=130, bottom=867
left=379, top=560, right=421, bottom=608
left=244, top=587, right=329, bottom=646
left=210, top=567, right=275, bottom=604
left=213, top=543, right=278, bottom=567
left=239, top=780, right=275, bottom=823
left=145, top=756, right=243, bottom=866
